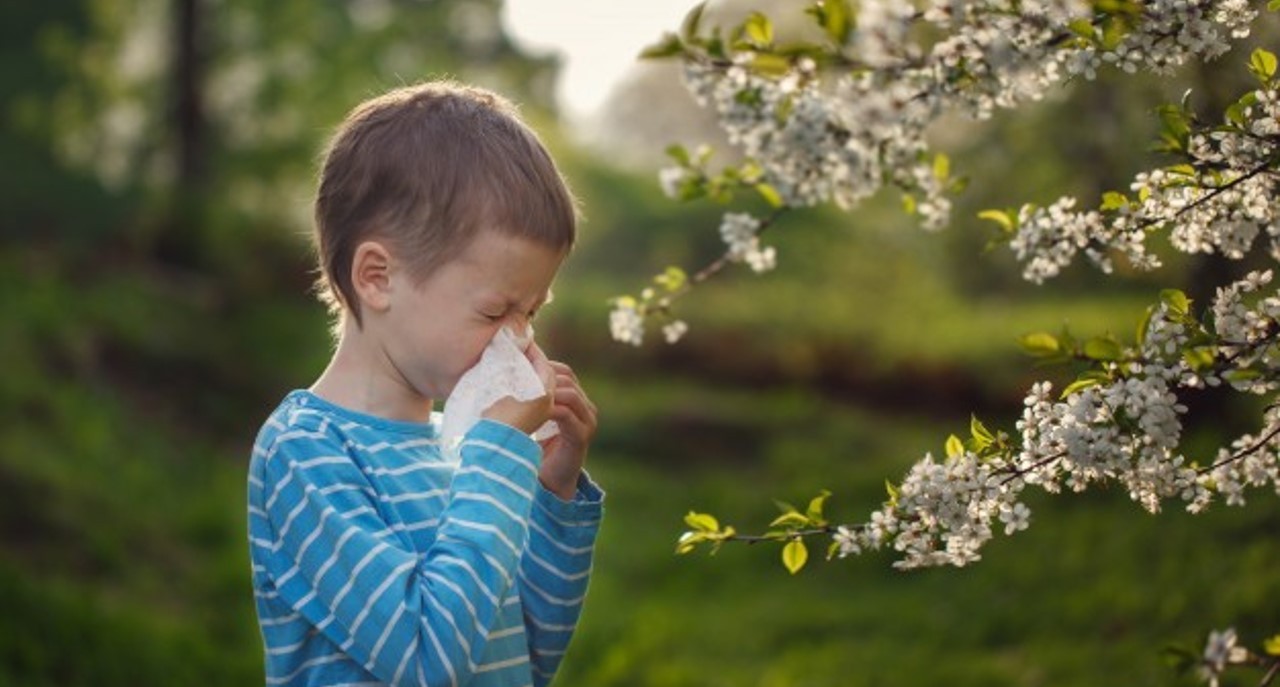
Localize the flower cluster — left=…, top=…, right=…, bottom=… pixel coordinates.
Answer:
left=609, top=298, right=645, bottom=346
left=820, top=270, right=1280, bottom=568
left=1007, top=64, right=1279, bottom=283
left=718, top=212, right=776, bottom=273
left=614, top=0, right=1260, bottom=345
left=682, top=0, right=1255, bottom=218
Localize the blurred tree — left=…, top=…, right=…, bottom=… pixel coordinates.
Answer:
left=15, top=0, right=563, bottom=266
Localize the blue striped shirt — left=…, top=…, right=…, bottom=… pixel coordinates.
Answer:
left=246, top=390, right=603, bottom=686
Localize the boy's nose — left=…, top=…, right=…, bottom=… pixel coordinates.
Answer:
left=504, top=314, right=531, bottom=339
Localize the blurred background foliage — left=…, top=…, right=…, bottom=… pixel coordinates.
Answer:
left=2, top=0, right=1278, bottom=685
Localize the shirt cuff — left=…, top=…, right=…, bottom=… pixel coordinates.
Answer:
left=534, top=471, right=605, bottom=525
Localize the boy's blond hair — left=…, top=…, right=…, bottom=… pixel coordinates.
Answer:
left=313, top=81, right=577, bottom=325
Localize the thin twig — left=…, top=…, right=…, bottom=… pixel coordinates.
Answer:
left=727, top=526, right=837, bottom=545
left=1125, top=156, right=1279, bottom=235
left=1259, top=659, right=1280, bottom=687
left=999, top=451, right=1066, bottom=486
left=1199, top=421, right=1280, bottom=474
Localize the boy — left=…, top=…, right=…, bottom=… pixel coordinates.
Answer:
left=246, top=81, right=603, bottom=687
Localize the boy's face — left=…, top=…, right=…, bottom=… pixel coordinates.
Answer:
left=377, top=229, right=564, bottom=403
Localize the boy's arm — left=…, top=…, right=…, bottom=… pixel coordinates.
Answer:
left=518, top=475, right=604, bottom=686
left=259, top=419, right=541, bottom=687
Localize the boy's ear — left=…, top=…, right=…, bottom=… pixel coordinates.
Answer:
left=351, top=240, right=394, bottom=313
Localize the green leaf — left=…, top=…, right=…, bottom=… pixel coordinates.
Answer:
left=782, top=539, right=808, bottom=574
left=677, top=177, right=706, bottom=202
left=676, top=531, right=706, bottom=554
left=744, top=12, right=774, bottom=46
left=1223, top=368, right=1262, bottom=384
left=1263, top=634, right=1280, bottom=656
left=1018, top=332, right=1061, bottom=357
left=654, top=266, right=687, bottom=292
left=884, top=480, right=899, bottom=508
left=1099, top=14, right=1130, bottom=50
left=945, top=434, right=965, bottom=458
left=822, top=0, right=851, bottom=44
left=933, top=153, right=950, bottom=182
left=769, top=511, right=811, bottom=528
left=1225, top=91, right=1259, bottom=127
left=970, top=416, right=994, bottom=443
left=902, top=194, right=917, bottom=215
left=1067, top=17, right=1095, bottom=39
left=1250, top=48, right=1278, bottom=83
left=750, top=52, right=791, bottom=76
left=684, top=511, right=719, bottom=532
left=681, top=1, right=707, bottom=40
left=665, top=144, right=690, bottom=166
left=977, top=209, right=1015, bottom=234
left=1270, top=0, right=1280, bottom=11
left=1084, top=336, right=1122, bottom=361
left=1061, top=375, right=1105, bottom=399
left=1100, top=191, right=1128, bottom=211
left=1160, top=289, right=1191, bottom=317
left=775, top=94, right=795, bottom=124
left=1182, top=347, right=1215, bottom=371
left=805, top=490, right=832, bottom=522
left=1136, top=305, right=1155, bottom=346
left=774, top=499, right=798, bottom=514
left=640, top=32, right=684, bottom=59
left=756, top=183, right=784, bottom=208
left=1156, top=104, right=1190, bottom=146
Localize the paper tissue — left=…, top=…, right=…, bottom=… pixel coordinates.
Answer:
left=440, top=326, right=559, bottom=452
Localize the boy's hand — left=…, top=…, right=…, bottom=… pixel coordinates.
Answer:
left=537, top=360, right=597, bottom=501
left=481, top=344, right=556, bottom=435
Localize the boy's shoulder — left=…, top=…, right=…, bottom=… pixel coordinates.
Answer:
left=252, top=390, right=348, bottom=462
left=251, top=390, right=443, bottom=467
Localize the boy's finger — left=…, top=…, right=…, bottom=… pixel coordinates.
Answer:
left=547, top=386, right=591, bottom=429
left=548, top=361, right=579, bottom=383
left=525, top=342, right=556, bottom=394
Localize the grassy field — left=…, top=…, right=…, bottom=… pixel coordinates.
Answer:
left=3, top=348, right=1277, bottom=686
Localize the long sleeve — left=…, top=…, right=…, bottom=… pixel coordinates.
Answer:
left=259, top=419, right=541, bottom=687
left=518, top=475, right=604, bottom=686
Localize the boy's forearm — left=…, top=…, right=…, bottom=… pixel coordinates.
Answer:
left=519, top=476, right=604, bottom=684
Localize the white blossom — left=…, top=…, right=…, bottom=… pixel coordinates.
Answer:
left=1199, top=627, right=1249, bottom=687
left=718, top=212, right=777, bottom=273
left=609, top=301, right=644, bottom=346
left=662, top=319, right=689, bottom=344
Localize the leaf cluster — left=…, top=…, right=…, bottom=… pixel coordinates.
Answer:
left=675, top=491, right=837, bottom=575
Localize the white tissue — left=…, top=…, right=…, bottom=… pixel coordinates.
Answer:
left=440, top=326, right=559, bottom=451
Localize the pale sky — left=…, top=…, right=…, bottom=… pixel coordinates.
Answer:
left=503, top=0, right=701, bottom=122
